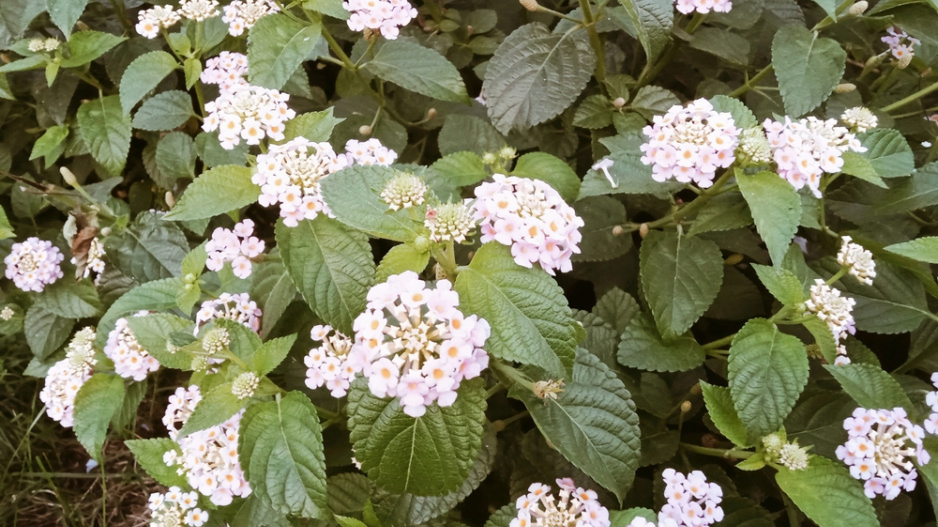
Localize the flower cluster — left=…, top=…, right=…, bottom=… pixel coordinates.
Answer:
left=381, top=172, right=428, bottom=211
left=0, top=306, right=14, bottom=321
left=206, top=220, right=265, bottom=279
left=426, top=202, right=476, bottom=243
left=882, top=27, right=920, bottom=68
left=804, top=279, right=856, bottom=365
left=200, top=51, right=249, bottom=92
left=305, top=324, right=358, bottom=397
left=222, top=0, right=279, bottom=36
left=4, top=237, right=64, bottom=293
left=655, top=469, right=724, bottom=527
left=763, top=116, right=865, bottom=198
left=40, top=328, right=97, bottom=428
left=351, top=272, right=490, bottom=417
left=762, top=433, right=809, bottom=471
left=344, top=0, right=418, bottom=40
left=836, top=236, right=876, bottom=285
left=345, top=139, right=399, bottom=166
left=674, top=0, right=732, bottom=14
left=27, top=38, right=60, bottom=52
left=510, top=479, right=610, bottom=527
left=162, top=386, right=251, bottom=506
left=136, top=5, right=181, bottom=38
left=203, top=84, right=294, bottom=149
left=106, top=314, right=161, bottom=381
left=148, top=488, right=208, bottom=527
left=738, top=128, right=772, bottom=164
left=925, top=373, right=938, bottom=434
left=472, top=174, right=584, bottom=275
left=195, top=293, right=262, bottom=334
left=639, top=99, right=740, bottom=188
left=841, top=107, right=878, bottom=133
left=232, top=372, right=259, bottom=399
left=253, top=138, right=348, bottom=226
left=836, top=407, right=928, bottom=500
left=179, top=0, right=220, bottom=21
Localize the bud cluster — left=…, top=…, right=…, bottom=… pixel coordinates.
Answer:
left=381, top=173, right=428, bottom=211
left=836, top=236, right=876, bottom=286
left=840, top=107, right=878, bottom=133
left=425, top=202, right=477, bottom=243
left=27, top=38, right=60, bottom=52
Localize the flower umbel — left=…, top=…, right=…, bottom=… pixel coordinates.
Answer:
left=200, top=51, right=249, bottom=92
left=40, top=328, right=97, bottom=428
left=206, top=219, right=265, bottom=279
left=222, top=0, right=279, bottom=36
left=148, top=487, right=208, bottom=527
left=836, top=236, right=876, bottom=285
left=343, top=0, right=418, bottom=40
left=381, top=173, right=428, bottom=211
left=202, top=84, right=295, bottom=149
left=195, top=293, right=262, bottom=334
left=305, top=324, right=358, bottom=397
left=841, top=107, right=878, bottom=133
left=4, top=237, right=64, bottom=292
left=179, top=0, right=220, bottom=21
left=804, top=279, right=857, bottom=342
left=674, top=0, right=732, bottom=14
left=232, top=372, right=259, bottom=399
left=658, top=469, right=724, bottom=527
left=425, top=202, right=476, bottom=243
left=882, top=27, right=920, bottom=68
left=351, top=272, right=490, bottom=417
left=510, top=478, right=610, bottom=527
left=106, top=313, right=160, bottom=381
left=136, top=5, right=181, bottom=38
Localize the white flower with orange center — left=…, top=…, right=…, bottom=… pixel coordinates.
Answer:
left=510, top=478, right=610, bottom=527
left=40, top=328, right=97, bottom=428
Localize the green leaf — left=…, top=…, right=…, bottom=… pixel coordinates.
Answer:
left=810, top=0, right=838, bottom=17
left=77, top=95, right=132, bottom=177
left=483, top=22, right=595, bottom=134
left=859, top=129, right=914, bottom=179
left=737, top=170, right=802, bottom=267
left=35, top=279, right=102, bottom=319
left=73, top=373, right=124, bottom=461
left=126, top=438, right=187, bottom=487
left=688, top=27, right=751, bottom=65
left=60, top=30, right=124, bottom=67
left=578, top=152, right=681, bottom=200
left=184, top=57, right=201, bottom=89
left=840, top=152, right=886, bottom=188
left=823, top=363, right=913, bottom=409
left=303, top=0, right=349, bottom=19
left=178, top=382, right=244, bottom=437
left=276, top=217, right=375, bottom=335
left=363, top=39, right=469, bottom=103
left=709, top=94, right=758, bottom=128
left=96, top=277, right=181, bottom=349
left=195, top=131, right=249, bottom=168
left=155, top=131, right=197, bottom=179
left=771, top=25, right=846, bottom=117
left=454, top=243, right=578, bottom=377
left=164, top=165, right=259, bottom=221
left=875, top=162, right=938, bottom=216
left=319, top=164, right=423, bottom=242
left=610, top=508, right=658, bottom=527
left=688, top=192, right=753, bottom=235
left=376, top=244, right=429, bottom=283
left=617, top=312, right=706, bottom=372
left=728, top=318, right=809, bottom=437
left=640, top=230, right=724, bottom=336
left=511, top=350, right=641, bottom=503
left=430, top=152, right=488, bottom=189
left=108, top=211, right=189, bottom=281
left=282, top=109, right=341, bottom=143
left=437, top=114, right=506, bottom=157
left=511, top=152, right=580, bottom=203
left=132, top=90, right=194, bottom=131
left=240, top=391, right=328, bottom=519
left=607, top=0, right=673, bottom=64
left=119, top=51, right=178, bottom=114
left=573, top=94, right=614, bottom=129
left=630, top=85, right=681, bottom=120
left=247, top=13, right=321, bottom=91
left=885, top=237, right=938, bottom=263
left=251, top=261, right=297, bottom=339
left=252, top=334, right=297, bottom=376
left=348, top=378, right=486, bottom=496
left=592, top=287, right=640, bottom=334
left=572, top=196, right=631, bottom=263
left=0, top=205, right=14, bottom=239
left=775, top=456, right=878, bottom=527
left=25, top=304, right=74, bottom=359
left=48, top=0, right=90, bottom=38
left=328, top=473, right=373, bottom=515
left=700, top=381, right=752, bottom=447
left=125, top=314, right=194, bottom=370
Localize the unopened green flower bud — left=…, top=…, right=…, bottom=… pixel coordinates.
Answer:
left=499, top=146, right=517, bottom=160
left=762, top=433, right=784, bottom=456
left=482, top=152, right=498, bottom=165
left=191, top=355, right=210, bottom=371
left=739, top=127, right=772, bottom=165
left=520, top=0, right=539, bottom=11
left=60, top=167, right=78, bottom=187
left=359, top=124, right=373, bottom=136
left=414, top=235, right=431, bottom=253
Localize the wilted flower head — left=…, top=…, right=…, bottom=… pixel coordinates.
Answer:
left=106, top=313, right=160, bottom=381
left=426, top=202, right=476, bottom=243
left=804, top=279, right=857, bottom=342
left=510, top=478, right=610, bottom=527
left=73, top=237, right=106, bottom=282
left=841, top=107, right=878, bottom=133
left=639, top=99, right=740, bottom=188
left=836, top=407, right=928, bottom=500
left=136, top=5, right=181, bottom=38
left=674, top=0, right=732, bottom=14
left=836, top=236, right=876, bottom=285
left=351, top=271, right=490, bottom=417
left=344, top=0, right=418, bottom=40
left=4, top=237, right=64, bottom=292
left=763, top=116, right=865, bottom=198
left=200, top=51, right=249, bottom=92
left=148, top=487, right=208, bottom=527
left=305, top=324, right=358, bottom=397
left=202, top=84, right=295, bottom=149
left=658, top=469, right=724, bottom=527
left=179, top=0, right=220, bottom=21
left=195, top=293, right=262, bottom=334
left=381, top=173, right=428, bottom=211
left=206, top=219, right=265, bottom=279
left=40, top=328, right=97, bottom=428
left=222, top=0, right=279, bottom=36
left=472, top=174, right=584, bottom=275
left=882, top=27, right=920, bottom=68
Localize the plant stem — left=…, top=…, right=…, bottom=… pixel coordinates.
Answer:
left=825, top=266, right=849, bottom=286
left=534, top=4, right=583, bottom=23
left=881, top=79, right=938, bottom=112
left=491, top=360, right=535, bottom=391
left=728, top=64, right=774, bottom=98
left=702, top=334, right=735, bottom=350
left=578, top=0, right=606, bottom=84
left=681, top=443, right=754, bottom=460
left=321, top=27, right=357, bottom=70
left=497, top=411, right=530, bottom=429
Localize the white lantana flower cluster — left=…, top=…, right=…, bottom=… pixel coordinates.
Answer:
left=136, top=5, right=182, bottom=38
left=674, top=0, right=732, bottom=14
left=344, top=0, right=418, bottom=40
left=179, top=0, right=220, bottom=21
left=345, top=138, right=399, bottom=166
left=380, top=172, right=428, bottom=211
left=836, top=407, right=929, bottom=500
left=804, top=279, right=856, bottom=365
left=510, top=479, right=610, bottom=527
left=0, top=306, right=14, bottom=320
left=841, top=107, right=878, bottom=133
left=837, top=236, right=876, bottom=285
left=639, top=99, right=740, bottom=188
left=656, top=469, right=724, bottom=527
left=4, top=237, right=64, bottom=292
left=147, top=488, right=208, bottom=527
left=40, top=328, right=97, bottom=428
left=472, top=175, right=584, bottom=275
left=206, top=219, right=265, bottom=279
left=352, top=272, right=490, bottom=417
left=27, top=37, right=60, bottom=52
left=162, top=386, right=251, bottom=506
left=195, top=293, right=262, bottom=334
left=222, top=0, right=279, bottom=36
left=763, top=116, right=865, bottom=198
left=882, top=27, right=920, bottom=68
left=305, top=324, right=358, bottom=397
left=924, top=373, right=938, bottom=434
left=762, top=433, right=809, bottom=471
left=105, top=314, right=161, bottom=381
left=200, top=51, right=249, bottom=92
left=202, top=84, right=294, bottom=149
left=426, top=202, right=477, bottom=243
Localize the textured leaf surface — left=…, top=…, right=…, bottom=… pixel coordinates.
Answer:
left=25, top=304, right=74, bottom=359
left=376, top=244, right=429, bottom=283
left=751, top=263, right=804, bottom=306
left=607, top=0, right=673, bottom=63
left=126, top=438, right=187, bottom=487
left=60, top=30, right=124, bottom=67
left=74, top=373, right=124, bottom=461
left=737, top=171, right=802, bottom=267
left=573, top=196, right=631, bottom=263
left=247, top=14, right=321, bottom=90
left=617, top=313, right=705, bottom=372
left=109, top=211, right=189, bottom=282
left=592, top=287, right=640, bottom=334
left=729, top=319, right=808, bottom=437
left=178, top=382, right=244, bottom=437
left=164, top=166, right=259, bottom=221
left=700, top=382, right=752, bottom=447
left=885, top=237, right=938, bottom=264
left=77, top=95, right=132, bottom=176
left=132, top=90, right=193, bottom=131
left=454, top=243, right=578, bottom=377
left=119, top=51, right=177, bottom=114
left=511, top=152, right=580, bottom=203
left=875, top=162, right=938, bottom=216
left=363, top=39, right=469, bottom=103
left=35, top=280, right=102, bottom=319
left=859, top=129, right=913, bottom=179
left=821, top=259, right=929, bottom=334
left=125, top=314, right=193, bottom=369
left=775, top=456, right=878, bottom=527
left=512, top=350, right=641, bottom=503
left=282, top=109, right=341, bottom=143
left=240, top=392, right=328, bottom=519
left=823, top=363, right=913, bottom=409
left=48, top=0, right=90, bottom=38
left=771, top=25, right=846, bottom=117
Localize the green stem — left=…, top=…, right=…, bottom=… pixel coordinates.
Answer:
left=321, top=27, right=357, bottom=70
left=194, top=82, right=207, bottom=117
left=645, top=168, right=736, bottom=231
left=881, top=79, right=938, bottom=112
left=485, top=382, right=506, bottom=399
left=825, top=266, right=849, bottom=286
left=578, top=0, right=606, bottom=84
left=729, top=64, right=774, bottom=98
left=702, top=334, right=735, bottom=351
left=431, top=242, right=458, bottom=281
left=491, top=360, right=535, bottom=391
left=681, top=443, right=754, bottom=460
left=496, top=411, right=530, bottom=429
left=637, top=13, right=705, bottom=87
left=534, top=4, right=583, bottom=23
